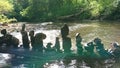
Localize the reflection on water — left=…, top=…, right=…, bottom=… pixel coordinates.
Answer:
left=0, top=53, right=11, bottom=68
left=1, top=21, right=120, bottom=68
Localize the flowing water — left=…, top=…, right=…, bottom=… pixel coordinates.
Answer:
left=0, top=21, right=120, bottom=68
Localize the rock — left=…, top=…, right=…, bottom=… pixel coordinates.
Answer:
left=1, top=23, right=8, bottom=26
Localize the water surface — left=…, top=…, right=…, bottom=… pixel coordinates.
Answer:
left=1, top=21, right=120, bottom=68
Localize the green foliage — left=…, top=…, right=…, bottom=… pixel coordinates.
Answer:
left=79, top=11, right=91, bottom=20
left=0, top=0, right=13, bottom=14
left=1, top=0, right=120, bottom=22
left=0, top=0, right=17, bottom=23
left=0, top=14, right=17, bottom=23
left=105, top=1, right=120, bottom=20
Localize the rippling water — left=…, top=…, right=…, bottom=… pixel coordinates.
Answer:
left=1, top=21, right=120, bottom=68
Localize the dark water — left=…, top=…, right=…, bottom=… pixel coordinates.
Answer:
left=1, top=21, right=120, bottom=68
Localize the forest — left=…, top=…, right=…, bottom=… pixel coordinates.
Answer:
left=0, top=0, right=120, bottom=23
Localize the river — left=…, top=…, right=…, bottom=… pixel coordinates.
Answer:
left=0, top=20, right=120, bottom=68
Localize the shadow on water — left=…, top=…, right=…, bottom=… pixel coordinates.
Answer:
left=1, top=21, right=120, bottom=68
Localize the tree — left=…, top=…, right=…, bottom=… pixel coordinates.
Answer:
left=0, top=0, right=13, bottom=14
left=0, top=0, right=14, bottom=23
left=9, top=0, right=29, bottom=21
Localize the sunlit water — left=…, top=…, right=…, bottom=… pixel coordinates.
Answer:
left=1, top=21, right=120, bottom=68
